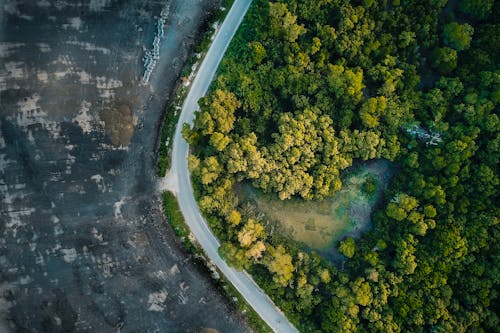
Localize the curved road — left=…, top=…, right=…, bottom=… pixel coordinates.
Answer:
left=161, top=0, right=298, bottom=332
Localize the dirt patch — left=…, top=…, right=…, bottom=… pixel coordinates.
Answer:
left=100, top=103, right=134, bottom=146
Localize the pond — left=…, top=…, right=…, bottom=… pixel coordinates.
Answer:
left=235, top=159, right=395, bottom=261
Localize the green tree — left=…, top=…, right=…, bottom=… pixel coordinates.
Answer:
left=423, top=204, right=437, bottom=218
left=199, top=156, right=222, bottom=185
left=386, top=202, right=407, bottom=221
left=393, top=235, right=418, bottom=275
left=359, top=97, right=387, bottom=129
left=443, top=22, right=474, bottom=51
left=247, top=41, right=267, bottom=65
left=264, top=245, right=294, bottom=287
left=339, top=237, right=356, bottom=258
left=268, top=2, right=306, bottom=43
left=362, top=175, right=378, bottom=195
left=199, top=89, right=241, bottom=134
left=237, top=218, right=266, bottom=248
left=209, top=132, right=231, bottom=151
left=352, top=278, right=373, bottom=306
left=219, top=242, right=248, bottom=271
left=226, top=209, right=242, bottom=226
left=246, top=241, right=266, bottom=261
left=459, top=0, right=494, bottom=20
left=431, top=47, right=457, bottom=73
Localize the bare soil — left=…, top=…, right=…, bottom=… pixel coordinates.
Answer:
left=0, top=1, right=249, bottom=332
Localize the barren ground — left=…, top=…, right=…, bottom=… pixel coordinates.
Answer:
left=0, top=1, right=249, bottom=332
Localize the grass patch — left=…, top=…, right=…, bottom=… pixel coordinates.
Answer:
left=162, top=191, right=197, bottom=253
left=157, top=105, right=180, bottom=177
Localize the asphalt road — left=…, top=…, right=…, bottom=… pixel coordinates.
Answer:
left=162, top=0, right=299, bottom=332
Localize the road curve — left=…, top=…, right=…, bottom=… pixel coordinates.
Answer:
left=161, top=0, right=299, bottom=332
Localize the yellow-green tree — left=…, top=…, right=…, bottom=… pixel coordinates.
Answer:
left=264, top=245, right=294, bottom=287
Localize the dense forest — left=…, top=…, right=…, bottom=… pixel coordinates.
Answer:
left=183, top=0, right=499, bottom=331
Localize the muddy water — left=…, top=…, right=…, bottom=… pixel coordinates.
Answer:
left=0, top=1, right=248, bottom=332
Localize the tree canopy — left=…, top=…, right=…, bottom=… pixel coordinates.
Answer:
left=184, top=0, right=499, bottom=331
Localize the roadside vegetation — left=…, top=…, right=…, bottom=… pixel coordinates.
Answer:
left=157, top=0, right=236, bottom=177
left=159, top=1, right=274, bottom=331
left=162, top=192, right=197, bottom=253
left=184, top=0, right=499, bottom=331
left=162, top=191, right=271, bottom=332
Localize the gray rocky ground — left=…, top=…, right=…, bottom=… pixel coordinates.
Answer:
left=0, top=1, right=249, bottom=332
